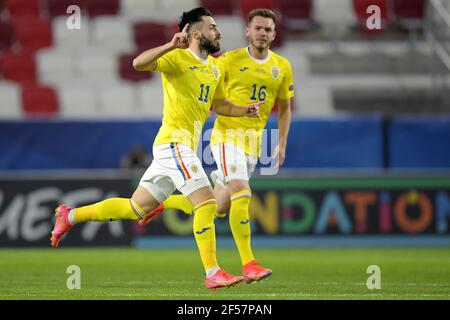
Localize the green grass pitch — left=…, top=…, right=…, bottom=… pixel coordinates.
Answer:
left=0, top=247, right=449, bottom=300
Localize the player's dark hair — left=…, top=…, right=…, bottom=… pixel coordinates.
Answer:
left=179, top=7, right=213, bottom=32
left=248, top=8, right=277, bottom=24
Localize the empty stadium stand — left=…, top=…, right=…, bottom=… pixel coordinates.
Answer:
left=0, top=0, right=447, bottom=120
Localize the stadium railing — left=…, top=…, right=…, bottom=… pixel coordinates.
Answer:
left=425, top=0, right=450, bottom=94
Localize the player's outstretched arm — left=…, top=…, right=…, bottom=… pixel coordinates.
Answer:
left=133, top=23, right=190, bottom=72
left=212, top=99, right=261, bottom=117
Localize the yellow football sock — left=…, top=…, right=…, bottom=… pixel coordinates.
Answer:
left=230, top=190, right=254, bottom=265
left=163, top=195, right=194, bottom=215
left=193, top=199, right=219, bottom=271
left=73, top=198, right=145, bottom=223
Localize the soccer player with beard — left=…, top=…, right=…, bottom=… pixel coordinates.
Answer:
left=50, top=7, right=262, bottom=289
left=141, top=9, right=295, bottom=284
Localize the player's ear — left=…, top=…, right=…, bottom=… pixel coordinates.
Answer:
left=245, top=25, right=250, bottom=37
left=271, top=29, right=276, bottom=42
left=192, top=28, right=201, bottom=40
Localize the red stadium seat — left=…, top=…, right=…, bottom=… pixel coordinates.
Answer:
left=5, top=0, right=42, bottom=18
left=279, top=0, right=312, bottom=20
left=14, top=17, right=52, bottom=51
left=0, top=51, right=36, bottom=84
left=21, top=84, right=59, bottom=116
left=279, top=0, right=314, bottom=33
left=134, top=22, right=168, bottom=51
left=45, top=0, right=85, bottom=19
left=119, top=53, right=152, bottom=83
left=84, top=0, right=119, bottom=18
left=353, top=0, right=391, bottom=34
left=392, top=0, right=426, bottom=47
left=201, top=0, right=234, bottom=15
left=393, top=0, right=427, bottom=19
left=238, top=0, right=284, bottom=48
left=270, top=20, right=284, bottom=48
left=238, top=0, right=279, bottom=19
left=167, top=21, right=180, bottom=35
left=0, top=21, right=14, bottom=50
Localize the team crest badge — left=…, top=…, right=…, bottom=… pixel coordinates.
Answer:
left=230, top=165, right=237, bottom=173
left=211, top=66, right=219, bottom=80
left=271, top=67, right=280, bottom=80
left=191, top=164, right=199, bottom=173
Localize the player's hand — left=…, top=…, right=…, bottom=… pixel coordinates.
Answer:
left=272, top=143, right=286, bottom=169
left=246, top=101, right=262, bottom=117
left=170, top=23, right=189, bottom=49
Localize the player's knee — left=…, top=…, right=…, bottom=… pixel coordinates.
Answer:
left=131, top=195, right=159, bottom=213
left=228, top=180, right=250, bottom=195
left=216, top=198, right=230, bottom=214
left=132, top=186, right=161, bottom=213
left=194, top=198, right=217, bottom=212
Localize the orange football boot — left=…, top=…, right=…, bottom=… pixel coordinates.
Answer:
left=138, top=203, right=165, bottom=226
left=50, top=204, right=73, bottom=248
left=205, top=269, right=245, bottom=289
left=242, top=260, right=272, bottom=283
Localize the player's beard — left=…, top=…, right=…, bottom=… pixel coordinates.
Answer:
left=199, top=34, right=220, bottom=54
left=250, top=37, right=271, bottom=52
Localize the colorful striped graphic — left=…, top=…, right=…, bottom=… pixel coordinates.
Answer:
left=220, top=143, right=228, bottom=177
left=170, top=143, right=191, bottom=181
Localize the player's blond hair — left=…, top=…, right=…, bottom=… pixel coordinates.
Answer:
left=248, top=8, right=277, bottom=24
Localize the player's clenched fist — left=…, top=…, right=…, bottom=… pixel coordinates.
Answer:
left=170, top=23, right=190, bottom=49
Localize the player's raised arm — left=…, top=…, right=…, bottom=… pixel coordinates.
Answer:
left=212, top=99, right=261, bottom=117
left=132, top=23, right=190, bottom=72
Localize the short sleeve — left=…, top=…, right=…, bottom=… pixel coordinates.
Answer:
left=277, top=60, right=295, bottom=100
left=155, top=50, right=178, bottom=74
left=217, top=53, right=229, bottom=84
left=213, top=61, right=227, bottom=100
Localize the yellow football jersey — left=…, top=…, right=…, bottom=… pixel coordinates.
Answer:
left=153, top=48, right=226, bottom=151
left=210, top=47, right=295, bottom=156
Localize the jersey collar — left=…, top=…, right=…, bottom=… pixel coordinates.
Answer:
left=187, top=48, right=209, bottom=65
left=246, top=46, right=270, bottom=64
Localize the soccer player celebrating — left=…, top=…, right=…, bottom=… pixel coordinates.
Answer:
left=141, top=8, right=294, bottom=284
left=210, top=8, right=294, bottom=283
left=50, top=7, right=262, bottom=289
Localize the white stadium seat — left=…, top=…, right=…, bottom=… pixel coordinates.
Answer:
left=156, top=0, right=201, bottom=22
left=58, top=84, right=98, bottom=118
left=90, top=16, right=135, bottom=53
left=135, top=75, right=165, bottom=117
left=52, top=16, right=90, bottom=49
left=213, top=16, right=247, bottom=52
left=74, top=49, right=120, bottom=83
left=0, top=81, right=23, bottom=119
left=120, top=0, right=159, bottom=21
left=97, top=83, right=138, bottom=117
left=36, top=49, right=76, bottom=86
left=122, top=0, right=200, bottom=22
left=313, top=0, right=357, bottom=41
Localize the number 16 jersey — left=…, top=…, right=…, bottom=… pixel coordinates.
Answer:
left=211, top=47, right=295, bottom=157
